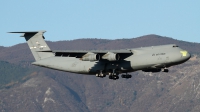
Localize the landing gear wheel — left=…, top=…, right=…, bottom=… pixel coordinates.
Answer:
left=109, top=75, right=113, bottom=79
left=109, top=75, right=119, bottom=80
left=115, top=75, right=119, bottom=80
left=121, top=74, right=132, bottom=79
left=108, top=69, right=120, bottom=80
left=96, top=70, right=106, bottom=78
left=162, top=68, right=169, bottom=73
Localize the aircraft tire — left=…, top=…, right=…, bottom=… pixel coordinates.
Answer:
left=109, top=75, right=113, bottom=79
left=115, top=76, right=119, bottom=79
left=163, top=69, right=169, bottom=73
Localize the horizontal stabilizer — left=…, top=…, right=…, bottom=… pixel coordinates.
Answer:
left=8, top=30, right=46, bottom=33
left=9, top=30, right=46, bottom=39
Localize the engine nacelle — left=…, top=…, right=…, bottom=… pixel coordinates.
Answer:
left=82, top=53, right=100, bottom=61
left=102, top=52, right=120, bottom=61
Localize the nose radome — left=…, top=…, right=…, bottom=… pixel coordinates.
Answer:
left=180, top=50, right=191, bottom=60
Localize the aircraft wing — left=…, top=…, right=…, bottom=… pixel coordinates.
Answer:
left=48, top=49, right=133, bottom=61
left=52, top=49, right=132, bottom=53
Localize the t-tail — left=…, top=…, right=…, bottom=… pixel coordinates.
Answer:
left=9, top=31, right=54, bottom=61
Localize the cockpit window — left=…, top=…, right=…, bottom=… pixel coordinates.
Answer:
left=173, top=45, right=179, bottom=47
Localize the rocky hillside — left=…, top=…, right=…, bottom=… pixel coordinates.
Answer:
left=0, top=35, right=200, bottom=112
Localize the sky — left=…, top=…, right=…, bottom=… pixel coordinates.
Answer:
left=0, top=0, right=199, bottom=47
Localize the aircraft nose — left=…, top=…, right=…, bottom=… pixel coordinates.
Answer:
left=180, top=50, right=191, bottom=61
left=187, top=52, right=191, bottom=59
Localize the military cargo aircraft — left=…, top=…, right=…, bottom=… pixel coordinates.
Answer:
left=9, top=31, right=191, bottom=80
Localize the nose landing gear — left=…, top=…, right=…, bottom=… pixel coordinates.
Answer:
left=162, top=68, right=169, bottom=73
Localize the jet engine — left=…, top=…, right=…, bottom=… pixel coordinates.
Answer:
left=102, top=52, right=120, bottom=61
left=82, top=53, right=100, bottom=61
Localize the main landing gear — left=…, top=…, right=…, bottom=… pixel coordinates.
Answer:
left=109, top=69, right=119, bottom=80
left=96, top=70, right=132, bottom=80
left=121, top=73, right=132, bottom=79
left=109, top=74, right=119, bottom=80
left=96, top=70, right=106, bottom=78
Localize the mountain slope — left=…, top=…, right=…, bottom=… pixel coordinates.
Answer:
left=0, top=61, right=32, bottom=89
left=0, top=60, right=200, bottom=112
left=0, top=35, right=200, bottom=112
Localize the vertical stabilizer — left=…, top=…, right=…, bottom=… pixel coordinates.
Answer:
left=9, top=31, right=54, bottom=61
